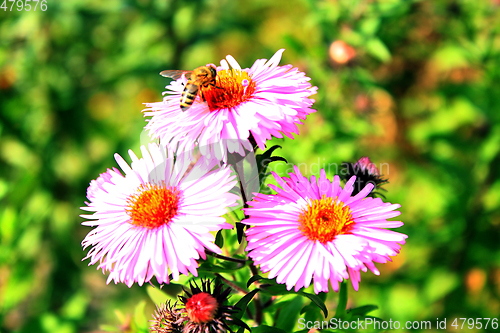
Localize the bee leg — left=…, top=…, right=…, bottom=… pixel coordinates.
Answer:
left=210, top=83, right=223, bottom=89
left=199, top=89, right=206, bottom=102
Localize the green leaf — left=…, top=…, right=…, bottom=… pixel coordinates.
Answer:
left=198, top=261, right=241, bottom=273
left=259, top=283, right=290, bottom=295
left=283, top=34, right=305, bottom=53
left=215, top=230, right=224, bottom=248
left=298, top=291, right=328, bottom=318
left=60, top=291, right=89, bottom=320
left=252, top=325, right=287, bottom=333
left=256, top=145, right=287, bottom=178
left=236, top=221, right=245, bottom=244
left=99, top=324, right=121, bottom=332
left=146, top=285, right=175, bottom=305
left=365, top=38, right=391, bottom=62
left=348, top=305, right=378, bottom=316
left=303, top=302, right=323, bottom=323
left=275, top=296, right=303, bottom=331
left=133, top=301, right=148, bottom=331
left=269, top=156, right=288, bottom=163
left=359, top=17, right=381, bottom=36
left=431, top=45, right=470, bottom=71
left=424, top=269, right=459, bottom=302
left=231, top=317, right=251, bottom=332
left=300, top=303, right=317, bottom=315
left=259, top=145, right=282, bottom=160
left=388, top=284, right=422, bottom=319
left=234, top=289, right=260, bottom=320
left=247, top=274, right=265, bottom=288
left=0, top=206, right=16, bottom=244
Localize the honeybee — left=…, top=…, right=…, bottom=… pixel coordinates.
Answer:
left=160, top=65, right=218, bottom=112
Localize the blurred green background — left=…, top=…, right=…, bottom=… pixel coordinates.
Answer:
left=1, top=0, right=500, bottom=332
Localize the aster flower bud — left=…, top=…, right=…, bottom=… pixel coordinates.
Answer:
left=150, top=301, right=184, bottom=333
left=340, top=157, right=388, bottom=198
left=178, top=279, right=244, bottom=333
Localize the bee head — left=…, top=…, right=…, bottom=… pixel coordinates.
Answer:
left=208, top=65, right=217, bottom=78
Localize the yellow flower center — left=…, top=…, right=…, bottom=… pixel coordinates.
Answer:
left=203, top=69, right=256, bottom=111
left=126, top=182, right=180, bottom=229
left=298, top=196, right=355, bottom=243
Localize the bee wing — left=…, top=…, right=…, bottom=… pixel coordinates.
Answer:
left=159, top=70, right=192, bottom=80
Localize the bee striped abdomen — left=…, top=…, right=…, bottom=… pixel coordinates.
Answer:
left=160, top=65, right=218, bottom=112
left=180, top=82, right=199, bottom=111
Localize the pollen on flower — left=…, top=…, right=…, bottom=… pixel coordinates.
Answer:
left=126, top=182, right=180, bottom=229
left=185, top=292, right=219, bottom=324
left=202, top=69, right=256, bottom=111
left=298, top=195, right=354, bottom=243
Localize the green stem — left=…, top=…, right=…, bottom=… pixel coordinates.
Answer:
left=215, top=274, right=254, bottom=321
left=249, top=265, right=263, bottom=325
left=335, top=281, right=348, bottom=318
left=215, top=273, right=248, bottom=294
left=248, top=134, right=259, bottom=153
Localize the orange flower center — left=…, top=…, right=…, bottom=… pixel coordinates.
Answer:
left=298, top=196, right=355, bottom=243
left=126, top=182, right=180, bottom=229
left=185, top=292, right=219, bottom=324
left=202, top=69, right=256, bottom=111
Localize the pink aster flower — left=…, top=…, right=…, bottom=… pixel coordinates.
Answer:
left=143, top=49, right=317, bottom=161
left=243, top=166, right=407, bottom=294
left=81, top=143, right=239, bottom=287
left=85, top=167, right=120, bottom=202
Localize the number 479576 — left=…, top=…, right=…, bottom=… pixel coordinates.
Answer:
left=451, top=318, right=498, bottom=330
left=1, top=0, right=48, bottom=11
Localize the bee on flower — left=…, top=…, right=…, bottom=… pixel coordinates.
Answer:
left=144, top=49, right=317, bottom=161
